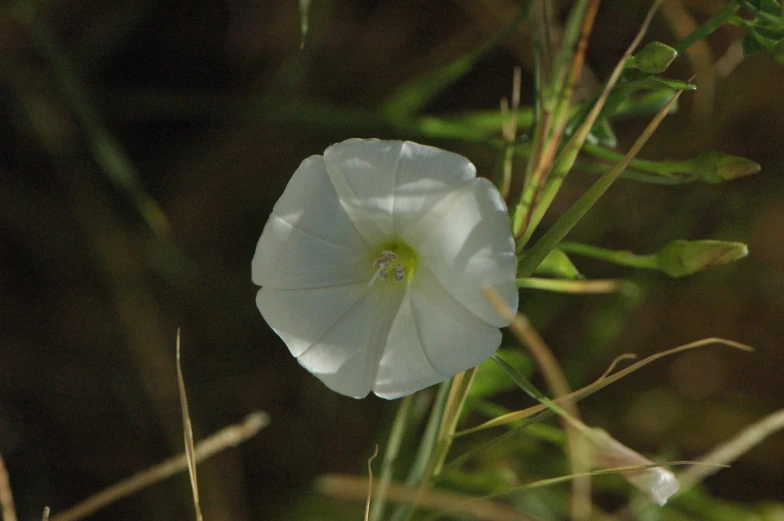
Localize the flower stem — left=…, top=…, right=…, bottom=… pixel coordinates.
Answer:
left=369, top=395, right=413, bottom=521
left=389, top=382, right=450, bottom=521
left=582, top=142, right=690, bottom=178
left=516, top=276, right=630, bottom=295
left=674, top=1, right=741, bottom=55
left=557, top=242, right=659, bottom=270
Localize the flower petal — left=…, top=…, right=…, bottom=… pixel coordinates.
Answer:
left=404, top=178, right=518, bottom=327
left=302, top=286, right=406, bottom=398
left=256, top=283, right=370, bottom=358
left=390, top=141, right=477, bottom=233
left=252, top=154, right=370, bottom=289
left=373, top=266, right=502, bottom=399
left=257, top=282, right=406, bottom=398
left=323, top=139, right=402, bottom=245
left=591, top=428, right=680, bottom=506
left=253, top=215, right=373, bottom=289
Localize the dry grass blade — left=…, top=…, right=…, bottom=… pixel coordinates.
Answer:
left=317, top=474, right=543, bottom=521
left=460, top=338, right=752, bottom=435
left=678, top=408, right=784, bottom=490
left=496, top=460, right=712, bottom=495
left=499, top=66, right=522, bottom=199
left=176, top=329, right=203, bottom=521
left=561, top=0, right=665, bottom=156
left=483, top=286, right=592, bottom=521
left=0, top=453, right=18, bottom=521
left=516, top=0, right=667, bottom=253
left=41, top=507, right=50, bottom=521
left=364, top=445, right=379, bottom=521
left=49, top=411, right=269, bottom=521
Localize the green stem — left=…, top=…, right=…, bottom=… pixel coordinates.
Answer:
left=516, top=90, right=682, bottom=278
left=557, top=242, right=658, bottom=269
left=389, top=382, right=451, bottom=521
left=516, top=276, right=634, bottom=295
left=369, top=395, right=413, bottom=521
left=674, top=1, right=741, bottom=55
left=515, top=0, right=666, bottom=252
left=575, top=159, right=685, bottom=185
left=582, top=142, right=689, bottom=177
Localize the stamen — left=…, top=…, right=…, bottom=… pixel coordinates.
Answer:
left=368, top=266, right=385, bottom=286
left=370, top=245, right=414, bottom=286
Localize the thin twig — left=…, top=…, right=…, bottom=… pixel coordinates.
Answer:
left=0, top=453, right=18, bottom=521
left=460, top=338, right=752, bottom=436
left=364, top=445, right=379, bottom=521
left=318, top=474, right=543, bottom=521
left=176, top=330, right=203, bottom=521
left=50, top=412, right=270, bottom=521
left=483, top=287, right=593, bottom=521
left=678, top=408, right=784, bottom=490
left=369, top=396, right=412, bottom=521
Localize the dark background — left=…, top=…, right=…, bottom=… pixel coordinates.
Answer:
left=1, top=0, right=783, bottom=519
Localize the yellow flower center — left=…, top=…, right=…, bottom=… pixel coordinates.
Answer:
left=369, top=240, right=417, bottom=286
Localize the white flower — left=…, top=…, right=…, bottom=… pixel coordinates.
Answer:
left=252, top=139, right=518, bottom=399
left=591, top=428, right=680, bottom=506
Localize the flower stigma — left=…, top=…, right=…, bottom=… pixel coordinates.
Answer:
left=368, top=240, right=417, bottom=286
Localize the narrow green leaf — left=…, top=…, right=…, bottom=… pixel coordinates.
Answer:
left=298, top=0, right=310, bottom=49
left=647, top=76, right=697, bottom=91
left=745, top=0, right=783, bottom=15
left=470, top=350, right=533, bottom=400
left=517, top=88, right=682, bottom=277
left=381, top=4, right=528, bottom=120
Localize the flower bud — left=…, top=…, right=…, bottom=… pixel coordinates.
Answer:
left=657, top=240, right=748, bottom=278
left=690, top=151, right=761, bottom=183
left=590, top=428, right=679, bottom=506
left=635, top=42, right=678, bottom=74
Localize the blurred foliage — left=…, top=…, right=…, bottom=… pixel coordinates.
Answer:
left=1, top=0, right=784, bottom=520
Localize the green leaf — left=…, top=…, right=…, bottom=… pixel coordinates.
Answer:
left=745, top=0, right=783, bottom=15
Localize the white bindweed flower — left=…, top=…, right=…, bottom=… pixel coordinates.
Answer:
left=591, top=428, right=680, bottom=506
left=252, top=138, right=518, bottom=399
